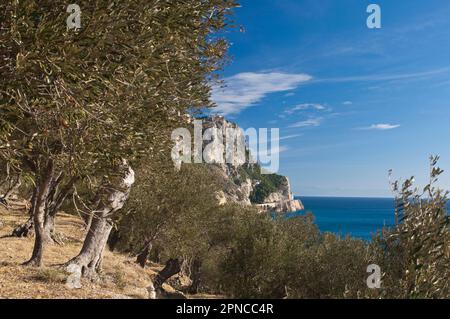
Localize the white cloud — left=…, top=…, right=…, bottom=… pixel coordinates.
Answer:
left=360, top=123, right=401, bottom=130
left=289, top=118, right=322, bottom=128
left=211, top=72, right=312, bottom=115
left=279, top=134, right=303, bottom=140
left=342, top=101, right=353, bottom=105
left=318, top=66, right=450, bottom=84
left=284, top=103, right=326, bottom=115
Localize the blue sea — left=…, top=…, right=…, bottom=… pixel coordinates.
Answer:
left=290, top=196, right=449, bottom=241
left=290, top=197, right=396, bottom=241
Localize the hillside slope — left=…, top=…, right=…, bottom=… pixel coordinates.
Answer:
left=0, top=206, right=177, bottom=299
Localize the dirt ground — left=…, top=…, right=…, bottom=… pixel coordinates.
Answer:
left=0, top=205, right=168, bottom=299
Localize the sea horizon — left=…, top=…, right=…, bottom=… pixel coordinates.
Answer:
left=292, top=196, right=449, bottom=241
left=293, top=196, right=397, bottom=241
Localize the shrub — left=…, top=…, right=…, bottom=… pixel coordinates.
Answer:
left=369, top=156, right=449, bottom=298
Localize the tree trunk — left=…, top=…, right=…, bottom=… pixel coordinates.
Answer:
left=11, top=174, right=75, bottom=239
left=83, top=191, right=102, bottom=230
left=187, top=258, right=202, bottom=294
left=65, top=210, right=114, bottom=278
left=84, top=211, right=94, bottom=231
left=136, top=240, right=153, bottom=268
left=43, top=176, right=77, bottom=244
left=65, top=160, right=134, bottom=279
left=153, top=258, right=182, bottom=290
left=107, top=229, right=121, bottom=251
left=148, top=258, right=186, bottom=299
left=1, top=175, right=21, bottom=204
left=43, top=213, right=59, bottom=244
left=12, top=216, right=34, bottom=237
left=23, top=160, right=55, bottom=267
left=11, top=188, right=38, bottom=237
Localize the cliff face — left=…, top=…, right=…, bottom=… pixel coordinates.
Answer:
left=256, top=176, right=304, bottom=213
left=201, top=116, right=304, bottom=213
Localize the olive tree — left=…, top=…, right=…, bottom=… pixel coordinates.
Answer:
left=370, top=156, right=449, bottom=298
left=0, top=0, right=237, bottom=273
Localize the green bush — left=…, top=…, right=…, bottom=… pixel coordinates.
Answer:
left=205, top=158, right=449, bottom=299
left=214, top=213, right=370, bottom=298
left=115, top=157, right=448, bottom=299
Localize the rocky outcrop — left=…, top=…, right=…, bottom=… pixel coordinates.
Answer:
left=254, top=175, right=304, bottom=213
left=284, top=199, right=304, bottom=212
left=200, top=116, right=248, bottom=174
left=207, top=165, right=252, bottom=206
left=201, top=116, right=304, bottom=213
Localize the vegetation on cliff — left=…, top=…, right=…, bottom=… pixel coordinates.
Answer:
left=235, top=165, right=287, bottom=204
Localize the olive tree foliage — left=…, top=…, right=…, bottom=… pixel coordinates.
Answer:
left=0, top=0, right=237, bottom=270
left=370, top=156, right=449, bottom=299
left=215, top=158, right=449, bottom=299
left=208, top=156, right=450, bottom=299
left=115, top=162, right=223, bottom=265
left=116, top=161, right=373, bottom=299
left=113, top=156, right=448, bottom=298
left=115, top=159, right=267, bottom=293
left=113, top=160, right=233, bottom=294
left=215, top=213, right=371, bottom=299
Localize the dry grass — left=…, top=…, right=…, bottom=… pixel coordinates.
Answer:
left=0, top=206, right=160, bottom=299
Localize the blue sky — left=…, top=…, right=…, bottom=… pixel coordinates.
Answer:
left=211, top=0, right=450, bottom=197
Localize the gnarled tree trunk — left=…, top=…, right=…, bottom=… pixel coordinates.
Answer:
left=12, top=174, right=76, bottom=240
left=65, top=210, right=114, bottom=278
left=148, top=258, right=186, bottom=299
left=12, top=216, right=34, bottom=237
left=136, top=239, right=153, bottom=268
left=44, top=175, right=78, bottom=243
left=12, top=188, right=37, bottom=237
left=0, top=175, right=21, bottom=206
left=187, top=258, right=202, bottom=294
left=23, top=160, right=55, bottom=267
left=65, top=160, right=134, bottom=279
left=153, top=258, right=182, bottom=290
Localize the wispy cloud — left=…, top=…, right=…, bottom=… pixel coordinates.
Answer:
left=211, top=72, right=312, bottom=115
left=342, top=101, right=353, bottom=105
left=359, top=123, right=401, bottom=130
left=280, top=134, right=303, bottom=141
left=248, top=134, right=301, bottom=151
left=317, top=67, right=450, bottom=84
left=289, top=117, right=322, bottom=128
left=284, top=103, right=326, bottom=115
